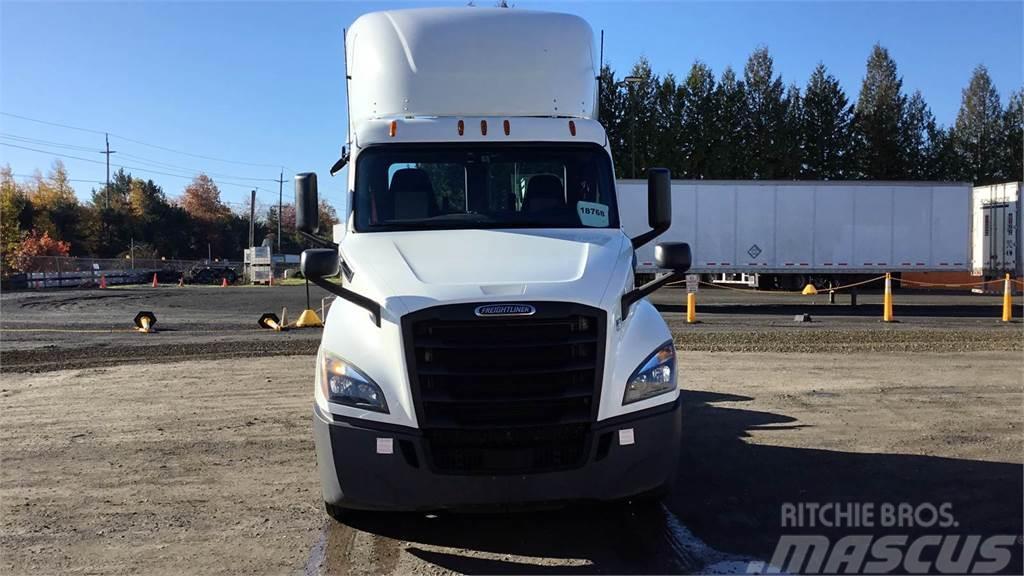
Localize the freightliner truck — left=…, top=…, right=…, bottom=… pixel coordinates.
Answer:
left=294, top=7, right=691, bottom=516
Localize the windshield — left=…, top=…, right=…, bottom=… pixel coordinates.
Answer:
left=353, top=144, right=618, bottom=232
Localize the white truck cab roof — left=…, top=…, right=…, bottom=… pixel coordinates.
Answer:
left=346, top=7, right=598, bottom=127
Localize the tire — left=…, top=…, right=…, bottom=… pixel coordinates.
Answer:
left=224, top=270, right=237, bottom=284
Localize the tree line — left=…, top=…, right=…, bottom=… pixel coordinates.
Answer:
left=2, top=44, right=1020, bottom=273
left=600, top=45, right=1022, bottom=184
left=0, top=163, right=338, bottom=274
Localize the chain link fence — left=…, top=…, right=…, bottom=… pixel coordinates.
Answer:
left=3, top=256, right=234, bottom=290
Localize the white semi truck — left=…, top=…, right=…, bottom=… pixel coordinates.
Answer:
left=619, top=180, right=972, bottom=289
left=295, top=8, right=690, bottom=515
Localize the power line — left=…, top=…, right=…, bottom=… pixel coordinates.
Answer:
left=0, top=141, right=278, bottom=194
left=2, top=131, right=284, bottom=183
left=0, top=133, right=102, bottom=153
left=1, top=111, right=289, bottom=170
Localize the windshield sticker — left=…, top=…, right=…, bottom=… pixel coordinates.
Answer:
left=577, top=201, right=610, bottom=227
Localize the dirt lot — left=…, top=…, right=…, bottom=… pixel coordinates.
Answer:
left=2, top=351, right=1021, bottom=575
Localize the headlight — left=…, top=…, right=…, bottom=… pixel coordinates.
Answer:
left=320, top=351, right=389, bottom=413
left=623, top=341, right=676, bottom=405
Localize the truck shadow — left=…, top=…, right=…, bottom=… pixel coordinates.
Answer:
left=326, top=390, right=1023, bottom=574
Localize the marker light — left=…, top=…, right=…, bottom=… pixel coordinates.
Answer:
left=457, top=119, right=465, bottom=136
left=568, top=120, right=576, bottom=136
left=503, top=120, right=510, bottom=135
left=389, top=120, right=397, bottom=137
left=480, top=120, right=488, bottom=136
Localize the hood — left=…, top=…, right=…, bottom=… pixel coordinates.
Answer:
left=340, top=228, right=631, bottom=316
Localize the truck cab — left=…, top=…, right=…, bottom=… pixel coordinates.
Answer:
left=297, top=7, right=691, bottom=513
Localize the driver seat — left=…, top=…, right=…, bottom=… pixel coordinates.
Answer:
left=389, top=168, right=436, bottom=220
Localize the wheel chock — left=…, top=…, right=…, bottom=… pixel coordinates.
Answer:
left=258, top=312, right=285, bottom=332
left=295, top=309, right=323, bottom=328
left=134, top=311, right=157, bottom=333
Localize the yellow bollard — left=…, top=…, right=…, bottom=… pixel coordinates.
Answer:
left=883, top=273, right=894, bottom=322
left=1002, top=273, right=1012, bottom=322
left=686, top=292, right=697, bottom=324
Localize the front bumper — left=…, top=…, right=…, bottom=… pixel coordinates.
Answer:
left=313, top=397, right=682, bottom=511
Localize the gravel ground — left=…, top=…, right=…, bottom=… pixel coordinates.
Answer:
left=1, top=352, right=1020, bottom=575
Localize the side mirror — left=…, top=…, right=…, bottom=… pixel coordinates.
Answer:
left=655, top=242, right=691, bottom=273
left=295, top=172, right=319, bottom=234
left=630, top=168, right=672, bottom=249
left=648, top=168, right=672, bottom=231
left=301, top=248, right=339, bottom=280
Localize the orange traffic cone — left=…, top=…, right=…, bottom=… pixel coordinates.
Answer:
left=221, top=276, right=229, bottom=288
left=99, top=275, right=107, bottom=289
left=152, top=273, right=159, bottom=288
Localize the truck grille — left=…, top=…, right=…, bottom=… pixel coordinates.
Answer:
left=402, top=303, right=605, bottom=475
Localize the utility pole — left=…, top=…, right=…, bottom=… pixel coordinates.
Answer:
left=277, top=170, right=284, bottom=252
left=101, top=133, right=116, bottom=209
left=249, top=189, right=257, bottom=249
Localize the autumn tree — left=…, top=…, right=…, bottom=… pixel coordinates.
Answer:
left=12, top=230, right=70, bottom=272
left=180, top=174, right=233, bottom=258
left=1, top=166, right=30, bottom=274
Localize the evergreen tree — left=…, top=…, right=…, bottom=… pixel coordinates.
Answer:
left=678, top=62, right=717, bottom=178
left=780, top=84, right=804, bottom=178
left=854, top=44, right=907, bottom=179
left=901, top=91, right=941, bottom=179
left=950, top=65, right=1005, bottom=185
left=1003, top=89, right=1023, bottom=182
left=742, top=47, right=787, bottom=178
left=625, top=58, right=660, bottom=179
left=598, top=65, right=629, bottom=178
left=652, top=73, right=685, bottom=175
left=801, top=63, right=855, bottom=179
left=711, top=67, right=747, bottom=178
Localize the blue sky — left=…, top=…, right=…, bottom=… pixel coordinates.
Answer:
left=2, top=1, right=1020, bottom=210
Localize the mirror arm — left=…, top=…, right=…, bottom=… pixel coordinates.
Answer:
left=308, top=276, right=381, bottom=327
left=630, top=223, right=669, bottom=250
left=329, top=149, right=350, bottom=177
left=621, top=271, right=684, bottom=319
left=298, top=230, right=338, bottom=249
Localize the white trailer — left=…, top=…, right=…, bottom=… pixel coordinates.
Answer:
left=972, top=182, right=1021, bottom=280
left=618, top=180, right=972, bottom=288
